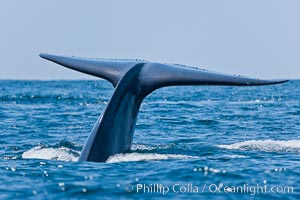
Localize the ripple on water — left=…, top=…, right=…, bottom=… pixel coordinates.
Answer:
left=1, top=80, right=299, bottom=199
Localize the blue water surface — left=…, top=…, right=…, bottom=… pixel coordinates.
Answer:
left=0, top=80, right=299, bottom=200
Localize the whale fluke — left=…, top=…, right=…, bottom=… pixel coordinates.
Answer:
left=40, top=53, right=143, bottom=87
left=40, top=53, right=288, bottom=162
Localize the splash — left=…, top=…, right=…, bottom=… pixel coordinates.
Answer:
left=22, top=146, right=80, bottom=161
left=217, top=139, right=300, bottom=153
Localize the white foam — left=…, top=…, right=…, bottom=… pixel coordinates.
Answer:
left=106, top=153, right=197, bottom=163
left=217, top=140, right=300, bottom=153
left=228, top=99, right=276, bottom=105
left=223, top=154, right=248, bottom=159
left=22, top=146, right=197, bottom=163
left=131, top=144, right=156, bottom=151
left=131, top=144, right=173, bottom=151
left=22, top=146, right=79, bottom=162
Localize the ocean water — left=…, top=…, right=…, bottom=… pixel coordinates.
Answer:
left=0, top=80, right=299, bottom=200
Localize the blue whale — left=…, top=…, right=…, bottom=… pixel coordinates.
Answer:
left=40, top=53, right=288, bottom=162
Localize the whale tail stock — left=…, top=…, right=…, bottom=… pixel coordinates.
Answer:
left=40, top=53, right=288, bottom=162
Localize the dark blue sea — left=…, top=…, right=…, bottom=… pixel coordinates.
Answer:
left=0, top=80, right=299, bottom=200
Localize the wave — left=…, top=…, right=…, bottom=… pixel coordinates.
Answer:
left=107, top=153, right=198, bottom=163
left=22, top=146, right=80, bottom=162
left=217, top=139, right=300, bottom=153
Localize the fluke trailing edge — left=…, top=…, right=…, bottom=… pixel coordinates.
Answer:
left=40, top=53, right=288, bottom=162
